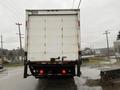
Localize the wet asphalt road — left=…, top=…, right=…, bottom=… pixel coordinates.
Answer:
left=0, top=67, right=120, bottom=90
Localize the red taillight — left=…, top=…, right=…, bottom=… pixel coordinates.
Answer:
left=39, top=69, right=44, bottom=75
left=61, top=69, right=67, bottom=75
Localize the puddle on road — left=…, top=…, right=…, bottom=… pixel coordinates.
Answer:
left=74, top=66, right=120, bottom=90
left=1, top=66, right=120, bottom=90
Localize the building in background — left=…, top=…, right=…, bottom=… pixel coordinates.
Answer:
left=95, top=48, right=114, bottom=56
left=114, top=40, right=120, bottom=54
left=114, top=31, right=120, bottom=56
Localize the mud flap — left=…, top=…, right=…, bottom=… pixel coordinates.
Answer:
left=77, top=60, right=81, bottom=77
left=24, top=61, right=28, bottom=78
left=24, top=52, right=28, bottom=78
left=77, top=51, right=81, bottom=77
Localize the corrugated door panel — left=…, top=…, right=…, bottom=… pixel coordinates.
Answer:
left=28, top=15, right=78, bottom=61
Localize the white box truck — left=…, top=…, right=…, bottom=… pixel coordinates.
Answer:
left=24, top=9, right=81, bottom=78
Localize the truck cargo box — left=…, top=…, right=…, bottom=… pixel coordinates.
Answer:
left=24, top=9, right=81, bottom=78
left=25, top=9, right=80, bottom=61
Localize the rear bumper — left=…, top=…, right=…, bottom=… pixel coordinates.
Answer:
left=28, top=61, right=76, bottom=78
left=35, top=74, right=73, bottom=78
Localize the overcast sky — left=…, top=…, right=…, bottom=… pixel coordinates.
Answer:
left=0, top=0, right=120, bottom=50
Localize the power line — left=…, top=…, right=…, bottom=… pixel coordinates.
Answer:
left=5, top=0, right=23, bottom=16
left=0, top=0, right=22, bottom=21
left=77, top=0, right=82, bottom=8
left=0, top=1, right=19, bottom=21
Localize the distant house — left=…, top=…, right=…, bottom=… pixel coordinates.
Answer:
left=82, top=47, right=114, bottom=56
left=113, top=31, right=120, bottom=57
left=81, top=47, right=93, bottom=55
left=94, top=48, right=114, bottom=56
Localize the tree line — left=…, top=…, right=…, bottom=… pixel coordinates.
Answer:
left=0, top=48, right=24, bottom=63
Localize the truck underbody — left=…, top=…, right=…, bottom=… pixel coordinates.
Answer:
left=24, top=59, right=81, bottom=78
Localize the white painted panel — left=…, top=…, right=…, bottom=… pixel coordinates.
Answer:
left=27, top=14, right=79, bottom=61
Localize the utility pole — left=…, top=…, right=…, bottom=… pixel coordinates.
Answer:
left=1, top=34, right=4, bottom=63
left=16, top=23, right=23, bottom=62
left=104, top=30, right=110, bottom=60
left=91, top=44, right=96, bottom=56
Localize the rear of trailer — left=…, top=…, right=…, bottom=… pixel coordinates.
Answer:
left=24, top=9, right=81, bottom=78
